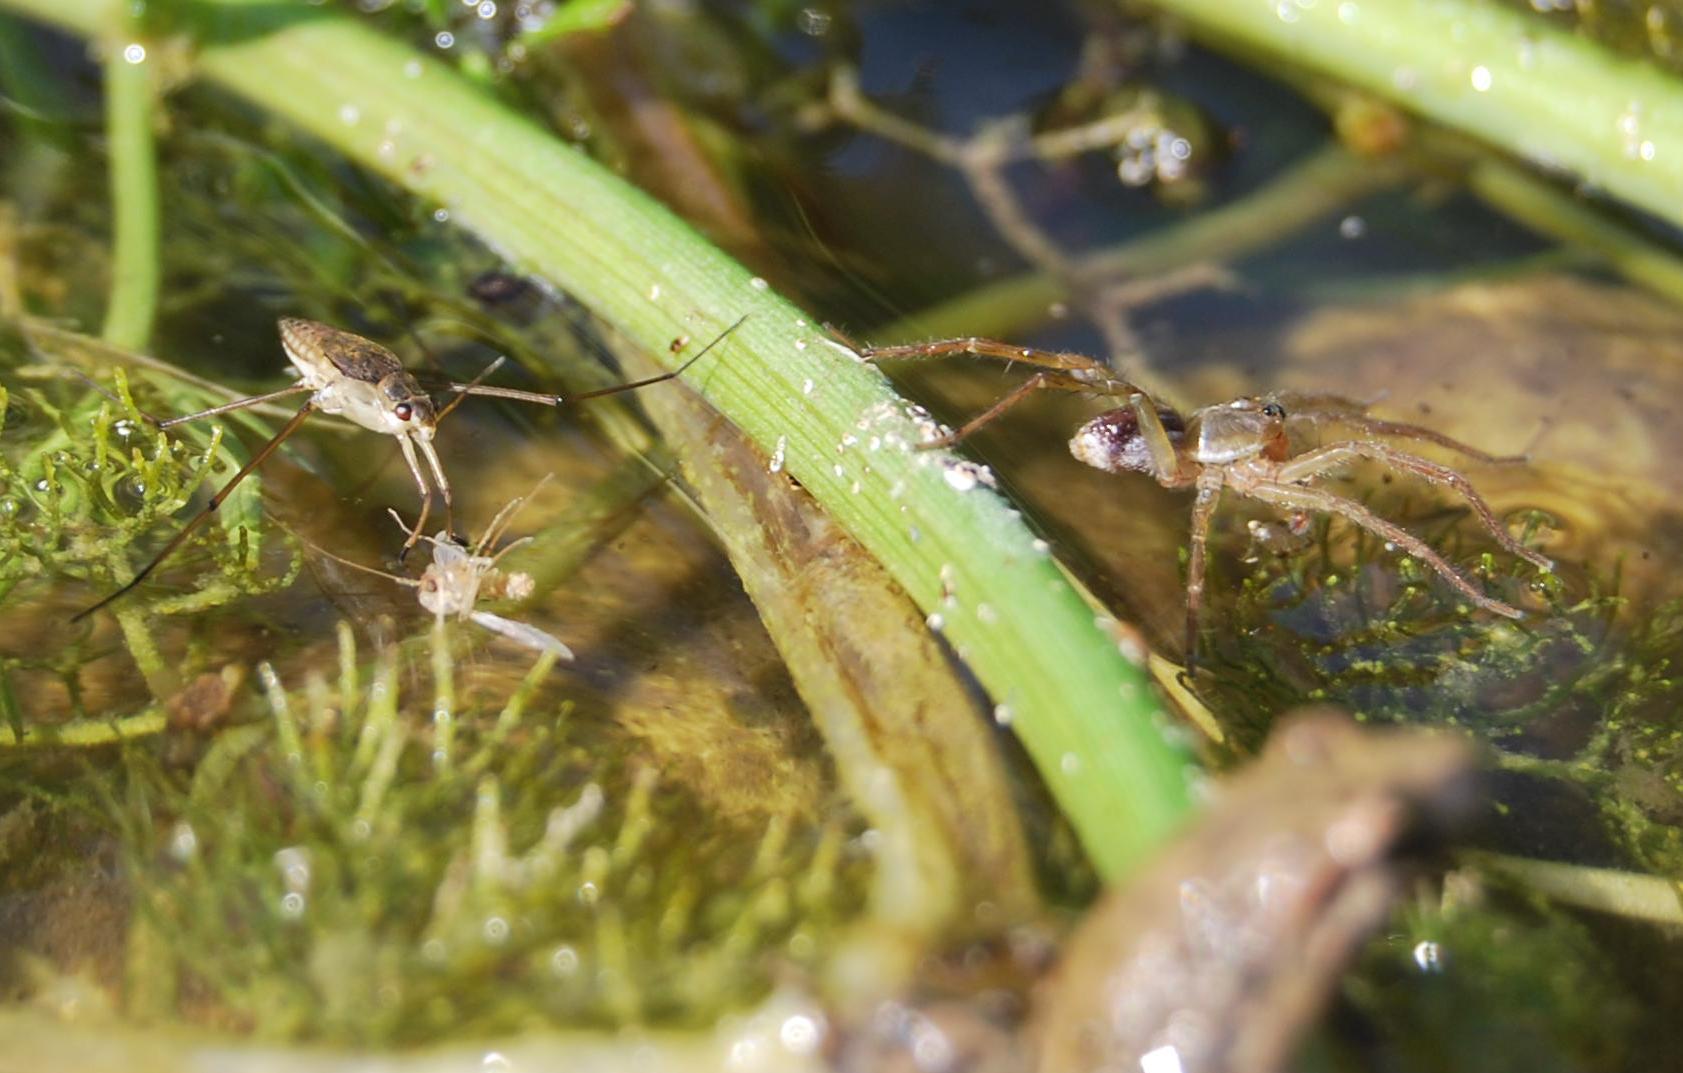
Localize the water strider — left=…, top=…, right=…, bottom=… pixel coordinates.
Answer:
left=864, top=337, right=1554, bottom=672
left=72, top=315, right=746, bottom=621
left=308, top=478, right=573, bottom=659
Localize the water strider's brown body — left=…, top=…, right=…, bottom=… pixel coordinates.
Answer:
left=74, top=316, right=742, bottom=620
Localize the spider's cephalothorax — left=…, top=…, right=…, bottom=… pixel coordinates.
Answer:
left=864, top=337, right=1554, bottom=672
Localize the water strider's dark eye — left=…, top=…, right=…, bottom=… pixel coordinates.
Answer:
left=395, top=402, right=413, bottom=422
left=1262, top=402, right=1286, bottom=420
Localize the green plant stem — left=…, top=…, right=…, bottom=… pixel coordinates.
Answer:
left=879, top=144, right=1410, bottom=341
left=0, top=0, right=1192, bottom=878
left=1463, top=154, right=1683, bottom=306
left=0, top=706, right=165, bottom=746
left=1136, top=0, right=1683, bottom=236
left=1467, top=850, right=1683, bottom=926
left=100, top=28, right=160, bottom=350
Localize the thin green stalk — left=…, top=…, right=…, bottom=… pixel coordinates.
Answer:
left=1468, top=850, right=1683, bottom=926
left=1137, top=0, right=1683, bottom=237
left=880, top=144, right=1409, bottom=341
left=100, top=27, right=160, bottom=349
left=1464, top=154, right=1683, bottom=306
left=2, top=0, right=1192, bottom=877
left=0, top=705, right=165, bottom=746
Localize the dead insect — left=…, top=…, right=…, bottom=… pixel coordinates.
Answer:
left=863, top=336, right=1554, bottom=672
left=310, top=477, right=573, bottom=659
left=73, top=315, right=746, bottom=621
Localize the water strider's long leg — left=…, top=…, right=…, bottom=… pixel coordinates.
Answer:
left=72, top=401, right=317, bottom=622
left=154, top=384, right=314, bottom=428
left=394, top=433, right=436, bottom=556
left=442, top=314, right=746, bottom=407
left=1249, top=479, right=1526, bottom=619
left=1272, top=441, right=1553, bottom=571
left=1183, top=474, right=1223, bottom=675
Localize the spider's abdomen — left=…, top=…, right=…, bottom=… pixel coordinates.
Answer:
left=1070, top=406, right=1184, bottom=475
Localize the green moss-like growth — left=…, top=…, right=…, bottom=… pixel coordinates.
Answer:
left=1200, top=498, right=1683, bottom=875
left=71, top=624, right=866, bottom=1044
left=0, top=335, right=293, bottom=622
left=1334, top=881, right=1640, bottom=1072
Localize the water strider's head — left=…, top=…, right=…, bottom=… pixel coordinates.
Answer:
left=375, top=373, right=438, bottom=440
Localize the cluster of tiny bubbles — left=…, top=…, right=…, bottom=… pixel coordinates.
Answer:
left=1115, top=126, right=1195, bottom=188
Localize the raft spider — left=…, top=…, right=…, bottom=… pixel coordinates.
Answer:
left=863, top=337, right=1555, bottom=672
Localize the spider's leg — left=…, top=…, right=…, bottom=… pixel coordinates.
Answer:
left=1249, top=480, right=1526, bottom=618
left=1273, top=442, right=1552, bottom=571
left=1275, top=398, right=1520, bottom=465
left=1183, top=474, right=1224, bottom=674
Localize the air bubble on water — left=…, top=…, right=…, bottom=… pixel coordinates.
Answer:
left=169, top=822, right=198, bottom=861
left=552, top=945, right=580, bottom=975
left=781, top=1013, right=824, bottom=1054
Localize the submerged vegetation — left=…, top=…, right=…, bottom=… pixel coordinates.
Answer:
left=6, top=0, right=1683, bottom=1068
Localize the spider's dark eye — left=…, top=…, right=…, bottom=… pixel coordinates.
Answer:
left=394, top=402, right=413, bottom=422
left=1261, top=402, right=1286, bottom=420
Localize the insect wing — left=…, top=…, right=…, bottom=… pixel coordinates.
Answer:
left=469, top=611, right=576, bottom=660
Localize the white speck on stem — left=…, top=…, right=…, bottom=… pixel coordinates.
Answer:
left=122, top=43, right=145, bottom=64
left=768, top=435, right=787, bottom=473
